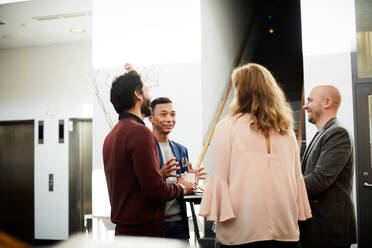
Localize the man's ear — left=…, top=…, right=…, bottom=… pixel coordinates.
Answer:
left=133, top=90, right=143, bottom=102
left=323, top=98, right=334, bottom=109
left=148, top=115, right=153, bottom=123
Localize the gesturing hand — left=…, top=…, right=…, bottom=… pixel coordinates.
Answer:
left=188, top=162, right=207, bottom=184
left=160, top=157, right=180, bottom=179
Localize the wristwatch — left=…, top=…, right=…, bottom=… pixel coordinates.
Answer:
left=179, top=183, right=187, bottom=195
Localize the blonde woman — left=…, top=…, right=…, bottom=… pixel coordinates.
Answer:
left=199, top=63, right=311, bottom=248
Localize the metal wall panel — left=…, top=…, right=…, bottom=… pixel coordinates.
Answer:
left=0, top=120, right=34, bottom=243
left=69, top=119, right=92, bottom=234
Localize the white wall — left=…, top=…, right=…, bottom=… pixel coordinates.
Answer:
left=200, top=0, right=257, bottom=170
left=0, top=41, right=93, bottom=239
left=300, top=0, right=356, bottom=140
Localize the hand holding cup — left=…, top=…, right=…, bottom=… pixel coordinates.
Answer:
left=180, top=172, right=197, bottom=192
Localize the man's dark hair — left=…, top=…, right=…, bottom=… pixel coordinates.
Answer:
left=110, top=70, right=143, bottom=113
left=150, top=97, right=172, bottom=114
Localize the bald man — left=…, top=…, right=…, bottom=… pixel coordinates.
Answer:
left=299, top=85, right=356, bottom=248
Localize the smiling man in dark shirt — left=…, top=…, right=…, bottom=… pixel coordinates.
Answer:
left=102, top=70, right=194, bottom=237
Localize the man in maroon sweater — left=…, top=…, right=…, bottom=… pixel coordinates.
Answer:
left=103, top=70, right=194, bottom=237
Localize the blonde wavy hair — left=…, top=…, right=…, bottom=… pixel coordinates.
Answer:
left=229, top=63, right=294, bottom=135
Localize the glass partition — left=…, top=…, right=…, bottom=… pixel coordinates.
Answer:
left=356, top=0, right=372, bottom=78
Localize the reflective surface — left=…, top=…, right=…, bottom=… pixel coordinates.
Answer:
left=0, top=121, right=34, bottom=243
left=356, top=0, right=372, bottom=78
left=69, top=119, right=92, bottom=234
left=369, top=95, right=372, bottom=170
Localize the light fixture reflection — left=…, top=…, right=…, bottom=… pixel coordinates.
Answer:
left=70, top=28, right=85, bottom=33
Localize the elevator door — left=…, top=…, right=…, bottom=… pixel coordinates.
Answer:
left=69, top=119, right=92, bottom=234
left=0, top=120, right=34, bottom=243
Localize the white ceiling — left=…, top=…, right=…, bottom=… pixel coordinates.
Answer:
left=0, top=0, right=92, bottom=50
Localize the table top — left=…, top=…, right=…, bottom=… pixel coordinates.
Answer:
left=184, top=192, right=203, bottom=203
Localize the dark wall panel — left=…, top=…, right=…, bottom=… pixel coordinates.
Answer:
left=0, top=120, right=34, bottom=244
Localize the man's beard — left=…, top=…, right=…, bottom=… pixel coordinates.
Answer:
left=308, top=115, right=315, bottom=124
left=308, top=109, right=320, bottom=124
left=141, top=97, right=152, bottom=117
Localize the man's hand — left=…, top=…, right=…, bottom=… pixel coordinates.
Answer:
left=178, top=178, right=197, bottom=194
left=160, top=157, right=180, bottom=179
left=189, top=162, right=207, bottom=184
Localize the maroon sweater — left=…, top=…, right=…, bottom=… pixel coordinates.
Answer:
left=102, top=112, right=183, bottom=237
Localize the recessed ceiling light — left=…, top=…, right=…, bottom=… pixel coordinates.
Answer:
left=0, top=0, right=31, bottom=4
left=70, top=28, right=85, bottom=33
left=2, top=34, right=19, bottom=40
left=268, top=28, right=274, bottom=34
left=33, top=11, right=92, bottom=21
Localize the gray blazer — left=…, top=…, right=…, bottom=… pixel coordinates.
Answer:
left=300, top=117, right=357, bottom=248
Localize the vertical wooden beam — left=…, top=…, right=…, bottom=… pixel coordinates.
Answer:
left=297, top=83, right=305, bottom=148
left=195, top=14, right=258, bottom=169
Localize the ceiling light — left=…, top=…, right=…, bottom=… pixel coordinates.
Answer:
left=70, top=28, right=85, bottom=33
left=268, top=28, right=274, bottom=34
left=0, top=0, right=31, bottom=4
left=33, top=11, right=92, bottom=22
left=2, top=34, right=20, bottom=40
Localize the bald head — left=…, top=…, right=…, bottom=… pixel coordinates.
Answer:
left=304, top=85, right=341, bottom=129
left=312, top=85, right=341, bottom=111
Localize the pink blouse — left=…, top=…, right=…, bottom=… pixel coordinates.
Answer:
left=199, top=114, right=312, bottom=245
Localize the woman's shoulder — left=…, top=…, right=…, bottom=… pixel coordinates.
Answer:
left=219, top=113, right=252, bottom=125
left=216, top=114, right=253, bottom=138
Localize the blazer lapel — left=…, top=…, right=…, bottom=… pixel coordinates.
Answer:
left=155, top=140, right=164, bottom=168
left=170, top=140, right=186, bottom=176
left=302, top=131, right=321, bottom=172
left=301, top=117, right=338, bottom=172
left=169, top=140, right=181, bottom=163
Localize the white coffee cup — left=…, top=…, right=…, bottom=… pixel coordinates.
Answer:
left=182, top=173, right=195, bottom=184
